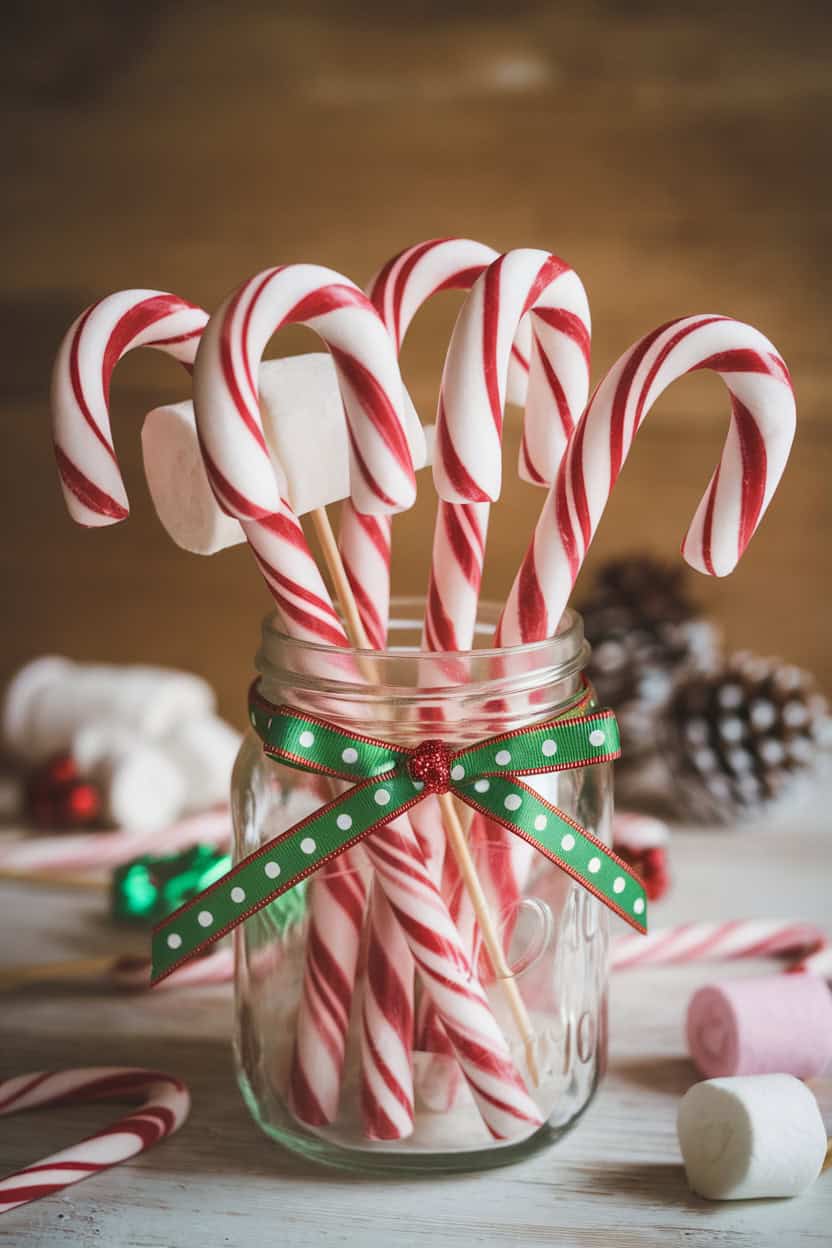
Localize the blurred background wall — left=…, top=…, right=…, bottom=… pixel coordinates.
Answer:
left=1, top=0, right=829, bottom=727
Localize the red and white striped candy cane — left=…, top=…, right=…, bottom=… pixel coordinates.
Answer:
left=358, top=881, right=415, bottom=1139
left=52, top=291, right=207, bottom=526
left=194, top=267, right=540, bottom=1140
left=496, top=316, right=796, bottom=646
left=612, top=919, right=826, bottom=971
left=287, top=859, right=372, bottom=1126
left=429, top=248, right=591, bottom=652
left=429, top=248, right=592, bottom=962
left=357, top=242, right=529, bottom=1093
left=0, top=1068, right=189, bottom=1214
left=338, top=507, right=392, bottom=650
left=337, top=512, right=414, bottom=1137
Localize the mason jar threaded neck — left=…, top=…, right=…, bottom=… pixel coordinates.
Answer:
left=254, top=599, right=591, bottom=745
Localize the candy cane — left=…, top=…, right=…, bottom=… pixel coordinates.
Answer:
left=337, top=508, right=415, bottom=1137
left=612, top=920, right=826, bottom=970
left=52, top=291, right=207, bottom=526
left=194, top=266, right=540, bottom=1140
left=0, top=808, right=232, bottom=876
left=429, top=247, right=591, bottom=651
left=496, top=316, right=796, bottom=646
left=428, top=248, right=592, bottom=971
left=0, top=1068, right=189, bottom=1214
left=360, top=242, right=546, bottom=1098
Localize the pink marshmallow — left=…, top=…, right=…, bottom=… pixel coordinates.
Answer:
left=687, top=973, right=832, bottom=1079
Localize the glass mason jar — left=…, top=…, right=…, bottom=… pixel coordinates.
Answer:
left=232, top=600, right=612, bottom=1174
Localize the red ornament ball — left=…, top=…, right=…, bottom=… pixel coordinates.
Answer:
left=25, top=753, right=102, bottom=830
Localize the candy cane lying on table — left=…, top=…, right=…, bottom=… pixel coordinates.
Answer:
left=0, top=1068, right=189, bottom=1214
left=612, top=920, right=826, bottom=970
left=0, top=808, right=232, bottom=876
left=193, top=265, right=541, bottom=1141
left=495, top=315, right=796, bottom=646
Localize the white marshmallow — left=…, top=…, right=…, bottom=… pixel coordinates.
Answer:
left=2, top=658, right=215, bottom=762
left=677, top=1074, right=828, bottom=1200
left=161, top=714, right=242, bottom=812
left=73, top=720, right=186, bottom=832
left=142, top=353, right=431, bottom=556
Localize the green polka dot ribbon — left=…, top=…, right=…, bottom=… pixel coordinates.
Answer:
left=151, top=685, right=647, bottom=983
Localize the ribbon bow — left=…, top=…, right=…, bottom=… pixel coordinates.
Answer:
left=152, top=687, right=647, bottom=982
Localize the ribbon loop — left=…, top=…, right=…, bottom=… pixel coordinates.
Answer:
left=152, top=688, right=646, bottom=984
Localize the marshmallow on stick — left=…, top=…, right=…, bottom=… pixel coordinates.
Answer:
left=143, top=354, right=429, bottom=556
left=495, top=315, right=796, bottom=646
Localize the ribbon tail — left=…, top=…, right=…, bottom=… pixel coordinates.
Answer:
left=454, top=778, right=647, bottom=935
left=151, top=772, right=425, bottom=983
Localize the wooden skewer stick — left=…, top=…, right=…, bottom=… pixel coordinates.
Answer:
left=0, top=955, right=119, bottom=992
left=311, top=506, right=540, bottom=1085
left=0, top=867, right=106, bottom=890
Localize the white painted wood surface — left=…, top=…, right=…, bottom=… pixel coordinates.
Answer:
left=1, top=796, right=830, bottom=1247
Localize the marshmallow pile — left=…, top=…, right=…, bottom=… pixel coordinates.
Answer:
left=2, top=657, right=241, bottom=831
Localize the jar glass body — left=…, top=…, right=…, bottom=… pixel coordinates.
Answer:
left=232, top=601, right=612, bottom=1173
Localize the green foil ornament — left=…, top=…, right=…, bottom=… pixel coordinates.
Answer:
left=113, top=845, right=230, bottom=925
left=112, top=843, right=309, bottom=933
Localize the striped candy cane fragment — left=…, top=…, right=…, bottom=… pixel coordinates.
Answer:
left=0, top=1068, right=189, bottom=1214
left=434, top=248, right=592, bottom=507
left=338, top=504, right=392, bottom=651
left=362, top=814, right=543, bottom=1139
left=52, top=290, right=207, bottom=526
left=498, top=316, right=796, bottom=646
left=336, top=505, right=415, bottom=1138
left=359, top=881, right=415, bottom=1139
left=288, top=856, right=369, bottom=1126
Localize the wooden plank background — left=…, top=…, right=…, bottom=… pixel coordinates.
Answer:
left=1, top=0, right=829, bottom=727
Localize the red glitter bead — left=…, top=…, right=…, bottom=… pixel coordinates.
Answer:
left=407, top=739, right=453, bottom=794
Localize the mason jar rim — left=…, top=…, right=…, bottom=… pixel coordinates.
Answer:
left=255, top=598, right=589, bottom=706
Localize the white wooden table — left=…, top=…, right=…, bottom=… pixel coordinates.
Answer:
left=2, top=799, right=830, bottom=1247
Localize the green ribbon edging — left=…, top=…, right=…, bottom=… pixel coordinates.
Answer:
left=151, top=689, right=646, bottom=983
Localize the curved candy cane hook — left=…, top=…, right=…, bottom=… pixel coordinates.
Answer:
left=340, top=236, right=538, bottom=649
left=498, top=314, right=796, bottom=645
left=433, top=247, right=592, bottom=507
left=193, top=264, right=424, bottom=522
left=51, top=291, right=208, bottom=526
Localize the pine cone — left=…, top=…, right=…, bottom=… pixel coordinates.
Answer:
left=578, top=555, right=719, bottom=754
left=662, top=653, right=831, bottom=822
